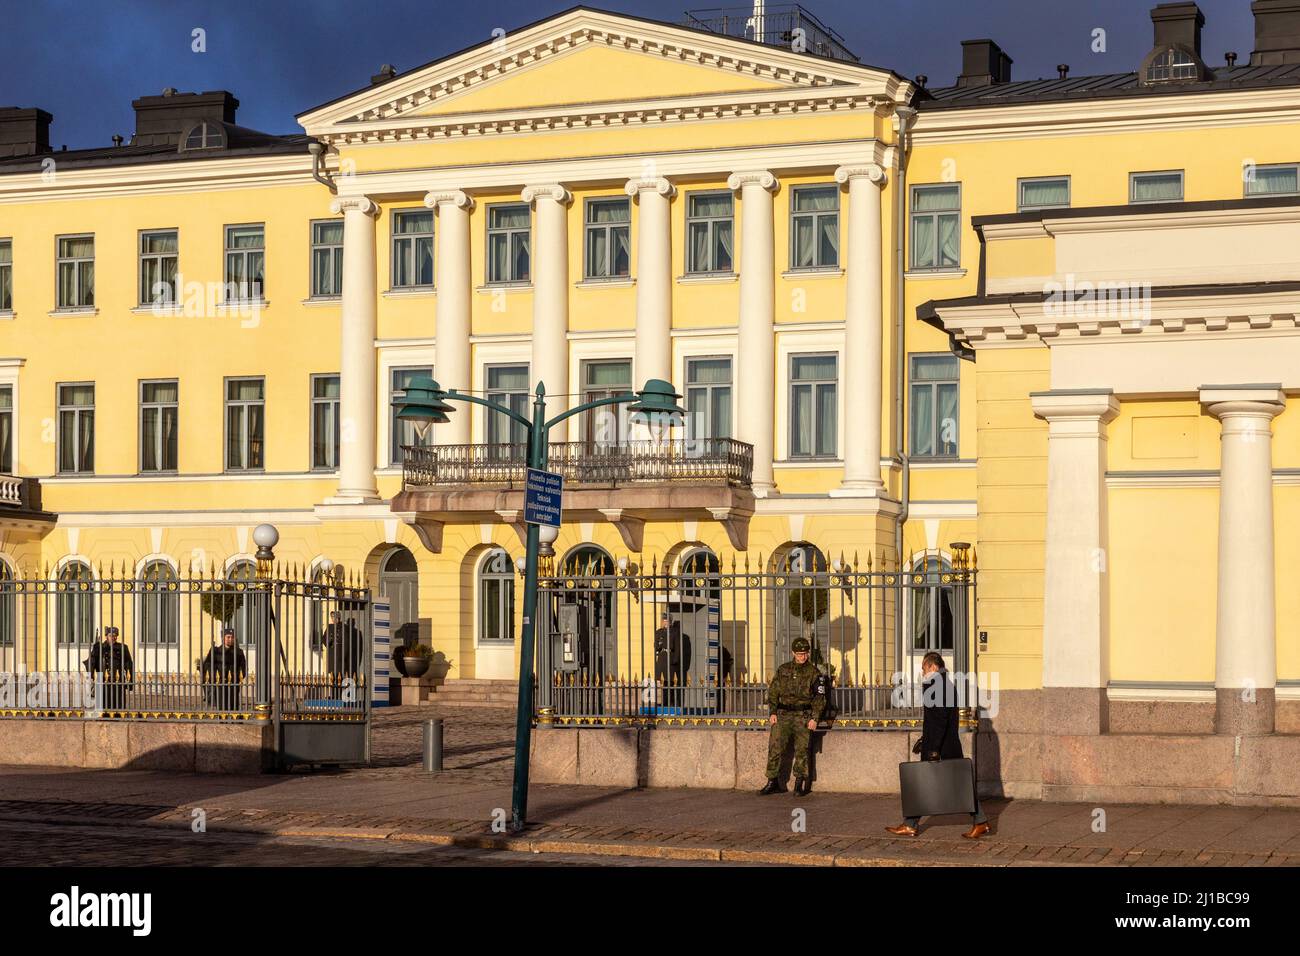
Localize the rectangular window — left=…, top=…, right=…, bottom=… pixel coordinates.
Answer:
left=391, top=210, right=434, bottom=289
left=390, top=367, right=433, bottom=465
left=0, top=385, right=12, bottom=473
left=57, top=235, right=95, bottom=308
left=789, top=354, right=837, bottom=459
left=57, top=383, right=95, bottom=474
left=583, top=198, right=630, bottom=279
left=139, top=229, right=179, bottom=306
left=311, top=374, right=340, bottom=470
left=224, top=224, right=265, bottom=301
left=910, top=355, right=960, bottom=458
left=1017, top=177, right=1070, bottom=212
left=139, top=380, right=179, bottom=473
left=225, top=377, right=265, bottom=472
left=910, top=184, right=961, bottom=270
left=485, top=364, right=530, bottom=447
left=686, top=357, right=732, bottom=441
left=1130, top=170, right=1184, bottom=204
left=486, top=204, right=531, bottom=284
left=581, top=359, right=632, bottom=446
left=0, top=239, right=12, bottom=312
left=686, top=192, right=734, bottom=274
left=311, top=220, right=344, bottom=297
left=790, top=185, right=840, bottom=270
left=1246, top=163, right=1300, bottom=197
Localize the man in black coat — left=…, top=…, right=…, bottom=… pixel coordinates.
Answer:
left=653, top=613, right=692, bottom=708
left=201, top=628, right=249, bottom=710
left=322, top=611, right=365, bottom=678
left=886, top=651, right=989, bottom=839
left=84, top=627, right=134, bottom=711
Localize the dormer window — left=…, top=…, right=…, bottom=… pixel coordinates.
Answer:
left=1143, top=47, right=1200, bottom=84
left=180, top=121, right=226, bottom=151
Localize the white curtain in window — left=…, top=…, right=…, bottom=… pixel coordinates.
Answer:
left=1248, top=166, right=1298, bottom=195
left=937, top=214, right=959, bottom=267
left=1020, top=180, right=1068, bottom=208
left=910, top=383, right=935, bottom=457
left=911, top=217, right=936, bottom=269
left=1132, top=174, right=1182, bottom=202
left=715, top=221, right=733, bottom=271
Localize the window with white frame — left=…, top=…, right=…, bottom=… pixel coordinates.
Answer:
left=224, top=225, right=265, bottom=300
left=225, top=377, right=264, bottom=471
left=580, top=359, right=631, bottom=446
left=311, top=374, right=340, bottom=470
left=686, top=193, right=734, bottom=274
left=487, top=204, right=531, bottom=284
left=910, top=354, right=959, bottom=458
left=0, top=385, right=12, bottom=474
left=140, top=380, right=178, bottom=473
left=391, top=210, right=433, bottom=289
left=584, top=198, right=630, bottom=279
left=485, top=364, right=530, bottom=447
left=685, top=357, right=732, bottom=441
left=790, top=185, right=839, bottom=270
left=478, top=548, right=515, bottom=644
left=1245, top=163, right=1299, bottom=197
left=57, top=382, right=94, bottom=474
left=1130, top=171, right=1184, bottom=204
left=1017, top=177, right=1070, bottom=212
left=138, top=559, right=179, bottom=645
left=56, top=561, right=94, bottom=645
left=311, top=220, right=344, bottom=297
left=390, top=366, right=432, bottom=465
left=911, top=184, right=960, bottom=270
left=788, top=354, right=837, bottom=459
left=57, top=235, right=95, bottom=308
left=139, top=229, right=179, bottom=305
left=0, top=239, right=12, bottom=311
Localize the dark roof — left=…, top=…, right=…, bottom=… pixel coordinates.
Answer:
left=298, top=4, right=907, bottom=120
left=918, top=63, right=1300, bottom=110
left=0, top=130, right=310, bottom=175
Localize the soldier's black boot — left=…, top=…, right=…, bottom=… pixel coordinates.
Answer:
left=793, top=776, right=809, bottom=796
left=757, top=778, right=784, bottom=795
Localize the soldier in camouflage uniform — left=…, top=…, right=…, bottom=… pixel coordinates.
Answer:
left=758, top=636, right=825, bottom=796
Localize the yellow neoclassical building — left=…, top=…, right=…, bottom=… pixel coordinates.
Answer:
left=4, top=1, right=1300, bottom=798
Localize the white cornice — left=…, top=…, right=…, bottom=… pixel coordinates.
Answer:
left=913, top=85, right=1300, bottom=144
left=981, top=202, right=1300, bottom=242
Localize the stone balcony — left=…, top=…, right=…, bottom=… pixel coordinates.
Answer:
left=391, top=439, right=756, bottom=551
left=0, top=475, right=56, bottom=536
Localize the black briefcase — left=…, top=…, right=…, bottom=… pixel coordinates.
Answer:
left=899, top=758, right=977, bottom=818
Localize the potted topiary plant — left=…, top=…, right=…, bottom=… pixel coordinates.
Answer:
left=397, top=643, right=433, bottom=678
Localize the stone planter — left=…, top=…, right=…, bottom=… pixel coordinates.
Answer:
left=399, top=655, right=431, bottom=679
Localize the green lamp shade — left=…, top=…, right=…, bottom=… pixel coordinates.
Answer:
left=628, top=378, right=686, bottom=426
left=393, top=376, right=455, bottom=425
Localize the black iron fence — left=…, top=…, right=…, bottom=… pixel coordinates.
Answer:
left=681, top=4, right=860, bottom=62
left=403, top=438, right=753, bottom=488
left=534, top=550, right=979, bottom=729
left=0, top=564, right=371, bottom=723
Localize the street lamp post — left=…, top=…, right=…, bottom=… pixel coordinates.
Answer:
left=396, top=376, right=684, bottom=832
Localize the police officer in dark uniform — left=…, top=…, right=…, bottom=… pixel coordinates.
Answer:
left=758, top=636, right=825, bottom=796
left=85, top=626, right=134, bottom=711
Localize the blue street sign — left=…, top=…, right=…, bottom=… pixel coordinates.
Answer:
left=524, top=468, right=564, bottom=527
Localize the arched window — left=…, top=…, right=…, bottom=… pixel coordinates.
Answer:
left=910, top=554, right=956, bottom=658
left=1145, top=47, right=1199, bottom=83
left=226, top=559, right=257, bottom=648
left=180, top=121, right=226, bottom=151
left=139, top=560, right=179, bottom=645
left=0, top=560, right=14, bottom=648
left=478, top=549, right=515, bottom=644
left=679, top=547, right=720, bottom=601
left=57, top=561, right=95, bottom=646
left=777, top=543, right=829, bottom=659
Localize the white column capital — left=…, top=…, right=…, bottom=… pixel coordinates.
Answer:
left=424, top=189, right=474, bottom=211
left=727, top=170, right=778, bottom=193
left=522, top=183, right=572, bottom=206
left=835, top=163, right=888, bottom=187
left=1031, top=390, right=1120, bottom=425
left=624, top=177, right=676, bottom=199
left=329, top=196, right=378, bottom=217
left=1199, top=385, right=1285, bottom=421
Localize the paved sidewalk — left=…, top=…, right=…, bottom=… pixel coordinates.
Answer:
left=2, top=706, right=1300, bottom=866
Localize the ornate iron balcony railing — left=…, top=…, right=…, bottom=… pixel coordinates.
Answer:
left=681, top=4, right=859, bottom=63
left=402, top=439, right=754, bottom=488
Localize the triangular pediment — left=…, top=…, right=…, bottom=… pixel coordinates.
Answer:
left=298, top=7, right=909, bottom=143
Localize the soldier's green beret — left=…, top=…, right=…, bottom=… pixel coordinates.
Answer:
left=791, top=637, right=811, bottom=652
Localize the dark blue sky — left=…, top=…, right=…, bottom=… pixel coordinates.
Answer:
left=0, top=0, right=1259, bottom=148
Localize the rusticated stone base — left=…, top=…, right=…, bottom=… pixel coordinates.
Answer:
left=0, top=718, right=273, bottom=773
left=1042, top=687, right=1108, bottom=735
left=1216, top=687, right=1276, bottom=736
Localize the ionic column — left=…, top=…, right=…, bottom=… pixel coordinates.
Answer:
left=727, top=170, right=779, bottom=496
left=522, top=184, right=571, bottom=416
left=1202, top=386, right=1285, bottom=736
left=831, top=164, right=887, bottom=496
left=425, top=189, right=474, bottom=446
left=624, top=177, right=675, bottom=387
left=329, top=196, right=380, bottom=503
left=1031, top=389, right=1120, bottom=735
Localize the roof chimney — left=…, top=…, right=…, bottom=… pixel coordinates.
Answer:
left=0, top=108, right=53, bottom=158
left=131, top=90, right=238, bottom=147
left=1151, top=2, right=1205, bottom=56
left=1250, top=0, right=1300, bottom=65
left=957, top=39, right=1013, bottom=88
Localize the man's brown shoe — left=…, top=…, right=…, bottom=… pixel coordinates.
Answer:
left=884, top=824, right=918, bottom=837
left=963, top=822, right=990, bottom=839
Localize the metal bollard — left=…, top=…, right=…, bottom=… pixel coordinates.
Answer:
left=423, top=717, right=443, bottom=772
